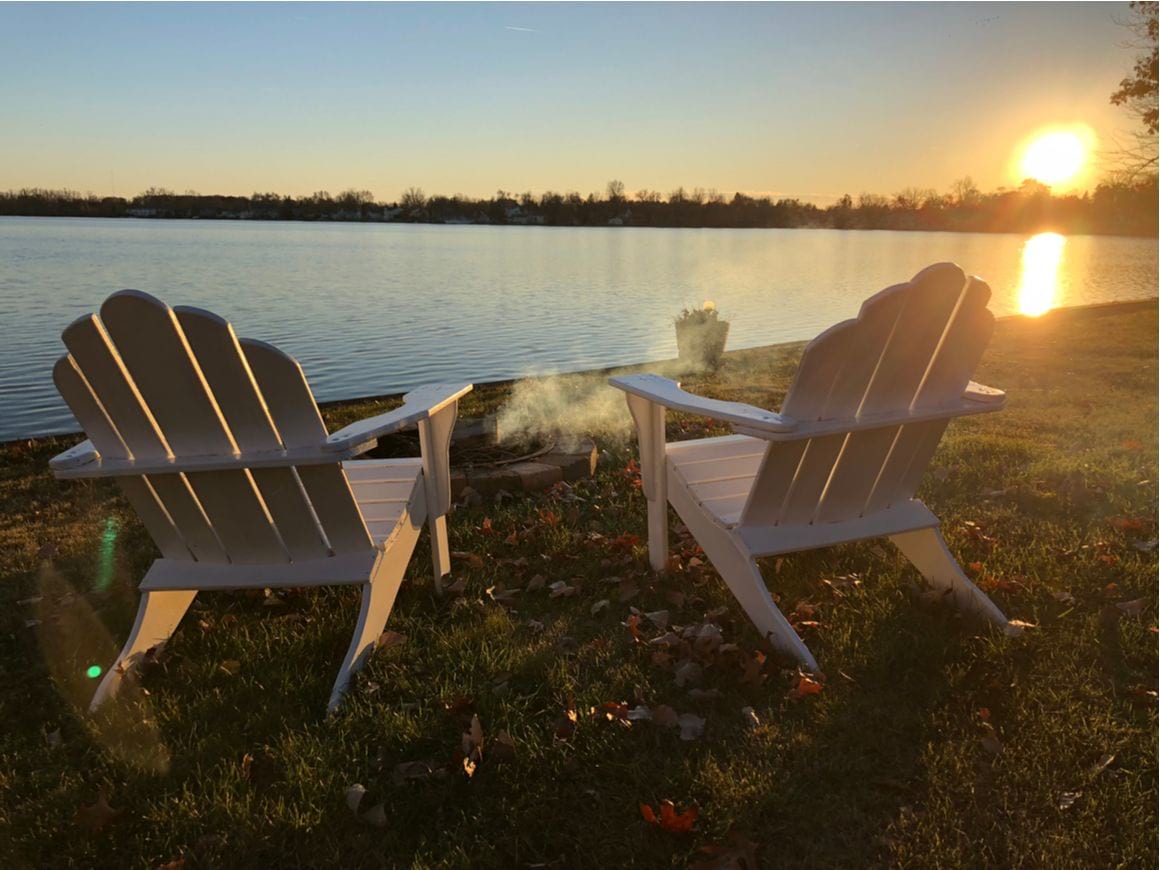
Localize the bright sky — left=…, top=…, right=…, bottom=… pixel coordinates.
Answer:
left=0, top=2, right=1142, bottom=203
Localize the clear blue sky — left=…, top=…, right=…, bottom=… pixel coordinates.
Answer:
left=0, top=2, right=1141, bottom=202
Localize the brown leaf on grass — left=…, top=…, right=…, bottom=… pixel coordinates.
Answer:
left=392, top=760, right=443, bottom=785
left=609, top=532, right=640, bottom=550
left=1121, top=438, right=1143, bottom=451
left=1007, top=618, right=1038, bottom=631
left=219, top=659, right=241, bottom=676
left=462, top=714, right=484, bottom=757
left=1109, top=516, right=1147, bottom=531
left=618, top=580, right=641, bottom=603
left=74, top=786, right=123, bottom=833
left=593, top=701, right=631, bottom=723
left=644, top=609, right=670, bottom=629
left=677, top=713, right=706, bottom=741
left=526, top=574, right=546, bottom=591
left=548, top=581, right=576, bottom=598
left=554, top=705, right=579, bottom=740
left=486, top=583, right=519, bottom=604
left=376, top=630, right=407, bottom=651
left=650, top=704, right=680, bottom=728
left=492, top=730, right=516, bottom=764
left=362, top=803, right=387, bottom=828
left=443, top=575, right=468, bottom=595
left=741, top=706, right=760, bottom=729
left=1117, top=597, right=1147, bottom=617
left=1058, top=790, right=1082, bottom=810
left=1126, top=685, right=1159, bottom=707
left=665, top=589, right=687, bottom=607
left=740, top=651, right=767, bottom=686
left=674, top=660, right=703, bottom=687
left=693, top=623, right=723, bottom=657
left=979, top=733, right=1003, bottom=756
left=450, top=551, right=485, bottom=570
left=591, top=599, right=610, bottom=615
left=693, top=832, right=760, bottom=870
left=640, top=800, right=699, bottom=833
left=786, top=673, right=823, bottom=701
left=624, top=613, right=644, bottom=643
left=628, top=705, right=654, bottom=722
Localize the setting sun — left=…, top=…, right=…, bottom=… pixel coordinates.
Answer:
left=1018, top=128, right=1092, bottom=186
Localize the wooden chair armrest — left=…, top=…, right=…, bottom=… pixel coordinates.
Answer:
left=963, top=380, right=1005, bottom=405
left=49, top=439, right=99, bottom=472
left=325, top=382, right=473, bottom=455
left=608, top=373, right=795, bottom=434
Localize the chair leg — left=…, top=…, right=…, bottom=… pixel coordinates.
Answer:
left=889, top=527, right=1016, bottom=633
left=89, top=589, right=197, bottom=712
left=327, top=524, right=421, bottom=713
left=668, top=482, right=819, bottom=670
left=646, top=497, right=669, bottom=570
left=429, top=513, right=451, bottom=589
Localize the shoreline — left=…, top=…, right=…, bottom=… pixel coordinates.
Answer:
left=2, top=213, right=1157, bottom=240
left=8, top=297, right=1157, bottom=449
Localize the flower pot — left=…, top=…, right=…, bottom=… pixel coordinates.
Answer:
left=675, top=319, right=730, bottom=371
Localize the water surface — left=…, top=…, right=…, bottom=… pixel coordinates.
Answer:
left=1, top=217, right=1155, bottom=440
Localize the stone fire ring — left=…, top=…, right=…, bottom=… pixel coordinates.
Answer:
left=450, top=438, right=598, bottom=501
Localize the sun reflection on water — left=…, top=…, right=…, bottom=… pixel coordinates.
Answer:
left=1017, top=232, right=1066, bottom=316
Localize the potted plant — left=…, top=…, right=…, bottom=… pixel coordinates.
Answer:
left=675, top=301, right=730, bottom=371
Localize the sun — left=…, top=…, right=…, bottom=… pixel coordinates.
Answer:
left=1018, top=127, right=1092, bottom=186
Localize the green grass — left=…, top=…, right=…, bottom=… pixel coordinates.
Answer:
left=1, top=302, right=1156, bottom=868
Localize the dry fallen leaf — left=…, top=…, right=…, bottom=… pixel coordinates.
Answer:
left=1007, top=618, right=1038, bottom=630
left=443, top=575, right=467, bottom=595
left=1058, top=790, right=1082, bottom=810
left=641, top=800, right=699, bottom=833
left=491, top=730, right=516, bottom=764
left=345, top=783, right=367, bottom=812
left=786, top=673, right=823, bottom=701
left=652, top=705, right=680, bottom=728
left=450, top=551, right=485, bottom=570
left=693, top=832, right=760, bottom=870
left=392, top=760, right=442, bottom=785
left=1117, top=598, right=1147, bottom=617
left=526, top=574, right=546, bottom=591
left=591, top=599, right=610, bottom=615
left=376, top=630, right=407, bottom=651
left=548, top=580, right=576, bottom=598
left=677, top=713, right=706, bottom=741
left=674, top=660, right=704, bottom=688
left=74, top=786, right=124, bottom=833
left=741, top=706, right=759, bottom=729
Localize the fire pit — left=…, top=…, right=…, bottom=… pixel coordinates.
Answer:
left=365, top=415, right=597, bottom=499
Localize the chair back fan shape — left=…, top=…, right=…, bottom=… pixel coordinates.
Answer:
left=610, top=262, right=1018, bottom=674
left=51, top=289, right=471, bottom=713
left=741, top=264, right=995, bottom=529
left=53, top=290, right=369, bottom=566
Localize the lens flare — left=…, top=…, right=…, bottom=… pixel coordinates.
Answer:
left=1017, top=232, right=1066, bottom=316
left=86, top=664, right=103, bottom=679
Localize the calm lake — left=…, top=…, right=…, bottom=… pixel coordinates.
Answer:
left=1, top=216, right=1156, bottom=441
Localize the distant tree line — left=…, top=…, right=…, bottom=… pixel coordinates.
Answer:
left=1, top=176, right=1156, bottom=236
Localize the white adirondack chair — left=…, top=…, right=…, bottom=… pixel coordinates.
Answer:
left=611, top=263, right=1018, bottom=671
left=49, top=290, right=471, bottom=712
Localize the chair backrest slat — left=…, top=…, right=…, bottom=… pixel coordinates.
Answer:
left=174, top=307, right=284, bottom=452
left=250, top=467, right=331, bottom=561
left=61, top=315, right=170, bottom=460
left=55, top=291, right=372, bottom=564
left=240, top=338, right=372, bottom=554
left=99, top=291, right=237, bottom=457
left=740, top=263, right=995, bottom=528
left=176, top=306, right=331, bottom=560
left=146, top=473, right=230, bottom=562
left=52, top=354, right=130, bottom=460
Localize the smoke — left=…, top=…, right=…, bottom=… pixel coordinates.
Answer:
left=495, top=357, right=704, bottom=450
